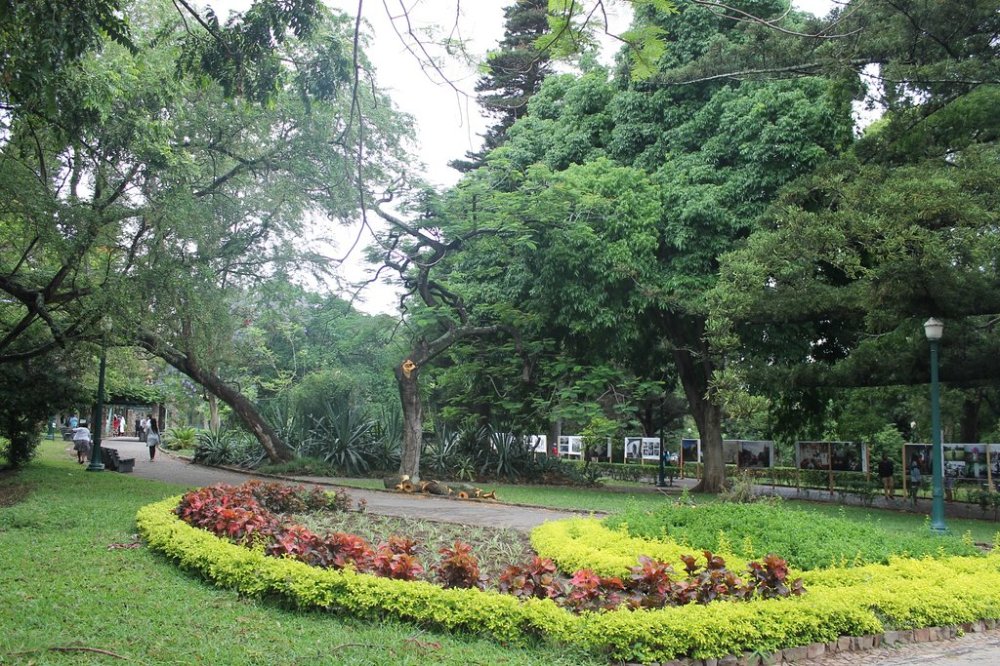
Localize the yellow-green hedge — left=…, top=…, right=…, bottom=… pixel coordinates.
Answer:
left=531, top=517, right=751, bottom=575
left=137, top=500, right=1000, bottom=663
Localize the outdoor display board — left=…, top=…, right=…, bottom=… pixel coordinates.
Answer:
left=679, top=439, right=775, bottom=468
left=726, top=440, right=775, bottom=468
left=527, top=435, right=548, bottom=455
left=624, top=437, right=661, bottom=463
left=904, top=443, right=999, bottom=485
left=681, top=438, right=700, bottom=464
left=796, top=441, right=868, bottom=473
left=558, top=436, right=584, bottom=458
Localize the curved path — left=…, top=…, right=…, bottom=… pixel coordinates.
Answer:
left=99, top=436, right=591, bottom=532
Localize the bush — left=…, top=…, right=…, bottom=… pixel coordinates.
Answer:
left=164, top=426, right=198, bottom=451
left=193, top=427, right=264, bottom=467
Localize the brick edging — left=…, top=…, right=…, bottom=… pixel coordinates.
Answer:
left=642, top=619, right=1000, bottom=666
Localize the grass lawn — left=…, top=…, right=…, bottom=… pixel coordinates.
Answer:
left=0, top=442, right=601, bottom=666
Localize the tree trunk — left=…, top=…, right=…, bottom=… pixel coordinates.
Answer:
left=208, top=393, right=221, bottom=431
left=665, top=314, right=726, bottom=493
left=548, top=417, right=562, bottom=457
left=960, top=390, right=982, bottom=444
left=139, top=333, right=294, bottom=463
left=396, top=358, right=423, bottom=482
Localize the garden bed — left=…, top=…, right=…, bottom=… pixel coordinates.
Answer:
left=137, top=483, right=1000, bottom=664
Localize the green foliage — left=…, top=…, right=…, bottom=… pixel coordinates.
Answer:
left=193, top=427, right=263, bottom=468
left=141, top=494, right=1000, bottom=662
left=300, top=394, right=376, bottom=476
left=3, top=444, right=595, bottom=666
left=606, top=500, right=980, bottom=571
left=163, top=426, right=198, bottom=451
left=0, top=351, right=90, bottom=467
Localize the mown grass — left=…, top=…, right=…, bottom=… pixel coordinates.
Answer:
left=0, top=441, right=601, bottom=666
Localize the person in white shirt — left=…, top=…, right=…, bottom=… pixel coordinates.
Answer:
left=72, top=426, right=92, bottom=464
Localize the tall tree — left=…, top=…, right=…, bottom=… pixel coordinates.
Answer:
left=445, top=0, right=854, bottom=490
left=449, top=0, right=553, bottom=172
left=707, top=0, right=1000, bottom=432
left=0, top=0, right=409, bottom=462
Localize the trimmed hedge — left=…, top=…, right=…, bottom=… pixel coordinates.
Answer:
left=531, top=517, right=750, bottom=576
left=138, top=499, right=1000, bottom=663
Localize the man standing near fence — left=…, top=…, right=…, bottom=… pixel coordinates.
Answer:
left=878, top=453, right=895, bottom=501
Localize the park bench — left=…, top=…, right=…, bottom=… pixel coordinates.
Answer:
left=100, top=447, right=135, bottom=473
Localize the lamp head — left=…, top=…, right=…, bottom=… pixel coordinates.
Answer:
left=923, top=317, right=943, bottom=341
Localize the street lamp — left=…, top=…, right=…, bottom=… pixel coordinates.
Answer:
left=86, top=316, right=113, bottom=472
left=924, top=317, right=946, bottom=533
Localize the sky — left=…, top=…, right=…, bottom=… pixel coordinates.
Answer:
left=206, top=0, right=836, bottom=314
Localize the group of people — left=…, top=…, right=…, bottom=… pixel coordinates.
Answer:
left=70, top=414, right=161, bottom=463
left=878, top=453, right=958, bottom=505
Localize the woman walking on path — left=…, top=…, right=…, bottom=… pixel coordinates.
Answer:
left=146, top=418, right=161, bottom=461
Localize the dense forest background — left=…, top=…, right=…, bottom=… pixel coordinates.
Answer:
left=2, top=0, right=997, bottom=491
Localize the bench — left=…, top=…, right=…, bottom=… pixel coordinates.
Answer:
left=100, top=447, right=135, bottom=473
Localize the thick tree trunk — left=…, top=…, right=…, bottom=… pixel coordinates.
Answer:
left=208, top=393, right=221, bottom=432
left=195, top=369, right=294, bottom=463
left=665, top=314, right=727, bottom=493
left=139, top=332, right=294, bottom=464
left=548, top=417, right=562, bottom=457
left=960, top=391, right=982, bottom=444
left=396, top=358, right=423, bottom=482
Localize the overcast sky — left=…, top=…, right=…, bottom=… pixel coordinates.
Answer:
left=206, top=1, right=835, bottom=313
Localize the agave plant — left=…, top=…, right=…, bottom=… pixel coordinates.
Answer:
left=480, top=425, right=535, bottom=481
left=369, top=405, right=403, bottom=473
left=304, top=395, right=375, bottom=476
left=194, top=427, right=264, bottom=468
left=164, top=426, right=198, bottom=451
left=424, top=424, right=463, bottom=477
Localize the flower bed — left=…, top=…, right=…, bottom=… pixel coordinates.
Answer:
left=137, top=482, right=1000, bottom=663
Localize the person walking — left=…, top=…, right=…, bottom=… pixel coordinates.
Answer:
left=146, top=418, right=160, bottom=461
left=72, top=424, right=92, bottom=464
left=877, top=453, right=895, bottom=501
left=909, top=459, right=922, bottom=506
left=134, top=417, right=142, bottom=439
left=140, top=415, right=149, bottom=443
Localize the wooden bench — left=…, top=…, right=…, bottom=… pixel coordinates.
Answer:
left=100, top=447, right=135, bottom=473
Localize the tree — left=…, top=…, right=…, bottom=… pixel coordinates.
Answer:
left=446, top=12, right=853, bottom=488
left=0, top=344, right=90, bottom=467
left=450, top=0, right=553, bottom=172
left=707, top=0, right=1000, bottom=437
left=1, top=0, right=409, bottom=463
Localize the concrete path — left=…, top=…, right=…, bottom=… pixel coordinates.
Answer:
left=96, top=436, right=590, bottom=532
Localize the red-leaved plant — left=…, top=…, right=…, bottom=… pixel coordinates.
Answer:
left=497, top=557, right=566, bottom=600
left=435, top=541, right=486, bottom=589
left=174, top=482, right=806, bottom=611
left=372, top=536, right=424, bottom=580
left=564, top=569, right=627, bottom=611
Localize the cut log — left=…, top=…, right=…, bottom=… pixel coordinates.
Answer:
left=384, top=474, right=409, bottom=490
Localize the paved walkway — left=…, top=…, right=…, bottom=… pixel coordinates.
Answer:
left=95, top=436, right=589, bottom=532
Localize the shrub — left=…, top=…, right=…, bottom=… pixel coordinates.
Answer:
left=164, top=426, right=198, bottom=451
left=193, top=427, right=264, bottom=467
left=436, top=541, right=486, bottom=590
left=371, top=536, right=424, bottom=580
left=498, top=557, right=566, bottom=601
